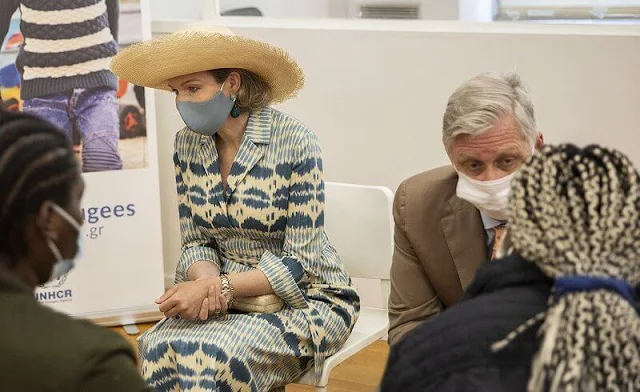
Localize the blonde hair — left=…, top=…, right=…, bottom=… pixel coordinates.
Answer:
left=493, top=144, right=640, bottom=392
left=211, top=68, right=272, bottom=113
left=442, top=72, right=537, bottom=151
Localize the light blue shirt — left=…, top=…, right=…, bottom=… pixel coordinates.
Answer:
left=480, top=211, right=506, bottom=255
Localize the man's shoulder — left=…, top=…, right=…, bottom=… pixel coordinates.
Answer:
left=403, top=165, right=458, bottom=185
left=398, top=165, right=458, bottom=206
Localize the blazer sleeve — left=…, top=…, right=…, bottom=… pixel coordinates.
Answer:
left=257, top=131, right=323, bottom=309
left=173, top=138, right=221, bottom=283
left=388, top=180, right=443, bottom=345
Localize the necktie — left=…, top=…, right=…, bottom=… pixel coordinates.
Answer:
left=491, top=225, right=507, bottom=260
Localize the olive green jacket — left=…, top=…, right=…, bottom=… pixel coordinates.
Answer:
left=0, top=275, right=149, bottom=391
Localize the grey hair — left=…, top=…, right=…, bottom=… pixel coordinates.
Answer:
left=442, top=72, right=537, bottom=151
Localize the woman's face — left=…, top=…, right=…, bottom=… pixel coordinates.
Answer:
left=168, top=71, right=223, bottom=103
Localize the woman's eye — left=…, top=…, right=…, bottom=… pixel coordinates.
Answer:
left=188, top=87, right=200, bottom=93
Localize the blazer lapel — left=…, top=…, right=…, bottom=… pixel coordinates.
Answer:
left=441, top=192, right=487, bottom=290
left=224, top=107, right=272, bottom=198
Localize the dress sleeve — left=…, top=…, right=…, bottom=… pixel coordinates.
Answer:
left=258, top=132, right=324, bottom=309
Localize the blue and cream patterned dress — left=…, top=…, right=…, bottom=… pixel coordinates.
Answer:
left=138, top=107, right=360, bottom=391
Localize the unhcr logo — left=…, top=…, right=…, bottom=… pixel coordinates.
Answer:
left=36, top=273, right=73, bottom=303
left=36, top=289, right=73, bottom=303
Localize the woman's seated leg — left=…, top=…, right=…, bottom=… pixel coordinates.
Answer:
left=138, top=310, right=314, bottom=391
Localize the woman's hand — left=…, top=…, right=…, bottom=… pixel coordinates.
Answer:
left=156, top=279, right=214, bottom=320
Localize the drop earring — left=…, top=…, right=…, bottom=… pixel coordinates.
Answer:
left=230, top=96, right=240, bottom=118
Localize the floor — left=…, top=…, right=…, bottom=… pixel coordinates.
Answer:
left=111, top=323, right=390, bottom=391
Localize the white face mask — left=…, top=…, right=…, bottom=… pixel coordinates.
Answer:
left=45, top=204, right=83, bottom=283
left=455, top=143, right=536, bottom=221
left=456, top=170, right=515, bottom=221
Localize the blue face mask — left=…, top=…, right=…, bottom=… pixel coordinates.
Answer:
left=46, top=204, right=82, bottom=283
left=176, top=82, right=235, bottom=136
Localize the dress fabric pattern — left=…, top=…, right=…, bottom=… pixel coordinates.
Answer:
left=138, top=107, right=360, bottom=391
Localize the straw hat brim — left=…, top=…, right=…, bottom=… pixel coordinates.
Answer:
left=110, top=29, right=304, bottom=104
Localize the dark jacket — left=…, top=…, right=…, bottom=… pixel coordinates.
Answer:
left=381, top=254, right=553, bottom=391
left=0, top=274, right=149, bottom=391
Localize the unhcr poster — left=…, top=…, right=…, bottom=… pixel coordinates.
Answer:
left=1, top=0, right=164, bottom=324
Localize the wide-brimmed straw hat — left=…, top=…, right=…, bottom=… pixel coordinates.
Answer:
left=110, top=25, right=304, bottom=104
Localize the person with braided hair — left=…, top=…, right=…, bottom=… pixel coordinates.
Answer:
left=381, top=143, right=640, bottom=391
left=0, top=110, right=148, bottom=391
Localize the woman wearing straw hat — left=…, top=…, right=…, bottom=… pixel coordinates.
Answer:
left=381, top=144, right=640, bottom=391
left=111, top=26, right=359, bottom=391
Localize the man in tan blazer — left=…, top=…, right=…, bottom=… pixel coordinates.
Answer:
left=388, top=73, right=543, bottom=345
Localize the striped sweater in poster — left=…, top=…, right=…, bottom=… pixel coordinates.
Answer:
left=0, top=0, right=120, bottom=100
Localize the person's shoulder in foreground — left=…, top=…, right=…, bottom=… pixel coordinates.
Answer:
left=0, top=276, right=148, bottom=391
left=382, top=254, right=552, bottom=392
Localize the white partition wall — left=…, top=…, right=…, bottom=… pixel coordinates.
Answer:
left=151, top=18, right=640, bottom=305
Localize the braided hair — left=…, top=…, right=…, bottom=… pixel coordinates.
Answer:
left=0, top=111, right=79, bottom=265
left=495, top=144, right=640, bottom=391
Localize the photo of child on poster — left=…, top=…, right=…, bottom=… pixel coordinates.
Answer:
left=0, top=0, right=147, bottom=172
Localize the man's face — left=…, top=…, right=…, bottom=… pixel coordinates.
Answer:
left=449, top=113, right=533, bottom=181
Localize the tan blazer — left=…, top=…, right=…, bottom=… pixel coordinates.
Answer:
left=388, top=165, right=487, bottom=345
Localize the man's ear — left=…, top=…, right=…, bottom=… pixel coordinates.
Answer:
left=535, top=133, right=544, bottom=150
